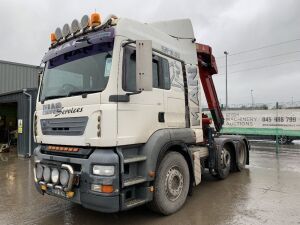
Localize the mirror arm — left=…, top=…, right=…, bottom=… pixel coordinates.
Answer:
left=125, top=91, right=142, bottom=96
left=109, top=91, right=142, bottom=103
left=122, top=40, right=136, bottom=48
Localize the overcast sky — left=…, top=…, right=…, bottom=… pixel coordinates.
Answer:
left=0, top=0, right=299, bottom=105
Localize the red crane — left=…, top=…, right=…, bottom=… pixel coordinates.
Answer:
left=196, top=43, right=224, bottom=132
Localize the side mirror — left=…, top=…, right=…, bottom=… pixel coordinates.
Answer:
left=136, top=40, right=153, bottom=91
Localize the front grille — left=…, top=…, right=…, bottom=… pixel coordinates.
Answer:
left=40, top=117, right=88, bottom=136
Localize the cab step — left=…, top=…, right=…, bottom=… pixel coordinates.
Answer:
left=125, top=198, right=146, bottom=208
left=124, top=176, right=147, bottom=187
left=123, top=155, right=147, bottom=164
left=189, top=146, right=209, bottom=158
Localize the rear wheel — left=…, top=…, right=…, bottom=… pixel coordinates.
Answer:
left=216, top=147, right=231, bottom=179
left=278, top=136, right=288, bottom=145
left=236, top=142, right=247, bottom=171
left=149, top=152, right=190, bottom=215
left=287, top=138, right=294, bottom=144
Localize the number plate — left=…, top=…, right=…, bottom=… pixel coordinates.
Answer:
left=48, top=188, right=67, bottom=198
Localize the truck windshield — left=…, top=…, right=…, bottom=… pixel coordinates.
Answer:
left=40, top=42, right=114, bottom=102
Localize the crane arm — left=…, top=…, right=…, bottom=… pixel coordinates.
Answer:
left=196, top=43, right=224, bottom=132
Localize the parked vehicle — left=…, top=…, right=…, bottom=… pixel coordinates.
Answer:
left=33, top=13, right=249, bottom=215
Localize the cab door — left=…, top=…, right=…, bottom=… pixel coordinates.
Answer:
left=163, top=59, right=186, bottom=128
left=116, top=45, right=165, bottom=145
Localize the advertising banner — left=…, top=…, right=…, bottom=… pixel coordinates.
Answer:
left=223, top=109, right=300, bottom=130
left=208, top=109, right=300, bottom=137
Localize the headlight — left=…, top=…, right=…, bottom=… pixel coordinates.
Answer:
left=60, top=169, right=69, bottom=186
left=93, top=165, right=115, bottom=176
left=51, top=168, right=60, bottom=184
left=36, top=164, right=43, bottom=181
left=43, top=166, right=51, bottom=182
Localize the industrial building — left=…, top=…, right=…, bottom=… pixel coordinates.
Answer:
left=0, top=60, right=41, bottom=157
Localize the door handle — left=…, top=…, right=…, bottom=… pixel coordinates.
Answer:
left=158, top=112, right=165, bottom=123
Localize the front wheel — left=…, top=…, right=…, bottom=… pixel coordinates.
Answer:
left=149, top=152, right=190, bottom=215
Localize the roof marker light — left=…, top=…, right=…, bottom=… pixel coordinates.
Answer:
left=71, top=19, right=81, bottom=33
left=55, top=27, right=63, bottom=40
left=103, top=14, right=118, bottom=25
left=62, top=24, right=71, bottom=38
left=90, top=12, right=101, bottom=27
left=80, top=15, right=90, bottom=30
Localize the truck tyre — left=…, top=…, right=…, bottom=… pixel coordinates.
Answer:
left=216, top=146, right=231, bottom=179
left=278, top=136, right=288, bottom=145
left=236, top=142, right=247, bottom=171
left=287, top=138, right=294, bottom=144
left=149, top=152, right=190, bottom=215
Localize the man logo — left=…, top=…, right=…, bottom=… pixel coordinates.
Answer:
left=42, top=102, right=83, bottom=117
left=42, top=102, right=62, bottom=115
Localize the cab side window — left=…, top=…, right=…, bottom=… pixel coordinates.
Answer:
left=161, top=58, right=171, bottom=90
left=123, top=46, right=171, bottom=91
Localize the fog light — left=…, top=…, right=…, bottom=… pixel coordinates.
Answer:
left=51, top=168, right=60, bottom=184
left=71, top=19, right=80, bottom=34
left=43, top=166, right=51, bottom=182
left=92, top=165, right=115, bottom=176
left=81, top=15, right=90, bottom=29
left=36, top=164, right=43, bottom=181
left=62, top=23, right=71, bottom=38
left=54, top=27, right=63, bottom=41
left=60, top=169, right=69, bottom=186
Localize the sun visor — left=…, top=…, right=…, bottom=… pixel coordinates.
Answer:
left=42, top=28, right=115, bottom=63
left=149, top=19, right=195, bottom=39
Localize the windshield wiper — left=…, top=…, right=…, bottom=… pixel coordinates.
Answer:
left=42, top=94, right=67, bottom=103
left=67, top=90, right=101, bottom=97
left=41, top=90, right=100, bottom=103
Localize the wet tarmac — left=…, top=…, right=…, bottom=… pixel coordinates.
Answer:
left=0, top=142, right=300, bottom=225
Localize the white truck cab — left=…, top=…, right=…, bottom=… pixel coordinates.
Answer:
left=33, top=13, right=249, bottom=215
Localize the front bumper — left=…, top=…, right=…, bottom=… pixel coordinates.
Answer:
left=33, top=145, right=120, bottom=213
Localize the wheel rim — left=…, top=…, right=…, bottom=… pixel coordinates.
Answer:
left=220, top=149, right=231, bottom=169
left=164, top=166, right=184, bottom=202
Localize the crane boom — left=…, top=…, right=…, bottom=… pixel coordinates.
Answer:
left=196, top=43, right=224, bottom=132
